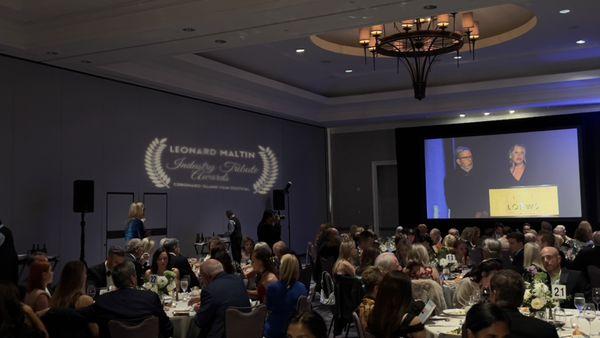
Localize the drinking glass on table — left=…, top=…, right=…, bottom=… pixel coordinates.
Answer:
left=575, top=293, right=586, bottom=316
left=593, top=288, right=600, bottom=312
left=181, top=275, right=190, bottom=293
left=583, top=303, right=596, bottom=336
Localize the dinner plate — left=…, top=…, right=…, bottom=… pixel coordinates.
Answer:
left=442, top=308, right=467, bottom=316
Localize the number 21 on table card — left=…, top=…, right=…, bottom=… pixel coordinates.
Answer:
left=552, top=285, right=567, bottom=300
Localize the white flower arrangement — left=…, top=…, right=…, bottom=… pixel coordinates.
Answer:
left=143, top=270, right=177, bottom=296
left=522, top=269, right=557, bottom=314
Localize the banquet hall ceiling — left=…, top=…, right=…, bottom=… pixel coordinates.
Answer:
left=0, top=0, right=599, bottom=126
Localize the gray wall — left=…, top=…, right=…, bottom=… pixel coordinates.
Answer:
left=0, top=55, right=327, bottom=267
left=330, top=129, right=396, bottom=229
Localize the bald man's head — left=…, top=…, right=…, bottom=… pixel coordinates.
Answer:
left=273, top=241, right=287, bottom=259
left=201, top=259, right=224, bottom=284
left=540, top=246, right=561, bottom=274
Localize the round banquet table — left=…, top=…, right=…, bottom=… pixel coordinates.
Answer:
left=165, top=300, right=200, bottom=338
left=425, top=308, right=597, bottom=338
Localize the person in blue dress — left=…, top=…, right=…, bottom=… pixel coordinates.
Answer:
left=124, top=202, right=145, bottom=241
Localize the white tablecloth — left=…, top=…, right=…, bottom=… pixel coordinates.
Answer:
left=166, top=300, right=199, bottom=338
left=425, top=308, right=598, bottom=338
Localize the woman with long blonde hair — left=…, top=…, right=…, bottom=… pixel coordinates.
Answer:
left=332, top=238, right=357, bottom=277
left=124, top=202, right=145, bottom=241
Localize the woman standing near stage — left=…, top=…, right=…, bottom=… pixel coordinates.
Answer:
left=124, top=202, right=146, bottom=241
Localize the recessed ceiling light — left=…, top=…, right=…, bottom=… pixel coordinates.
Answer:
left=576, top=40, right=586, bottom=44
left=345, top=69, right=353, bottom=73
left=296, top=48, right=306, bottom=54
left=509, top=110, right=516, bottom=114
left=483, top=112, right=491, bottom=116
left=214, top=39, right=227, bottom=44
left=182, top=27, right=196, bottom=32
left=459, top=114, right=466, bottom=118
left=424, top=5, right=437, bottom=10
left=453, top=55, right=462, bottom=60
left=559, top=9, right=571, bottom=14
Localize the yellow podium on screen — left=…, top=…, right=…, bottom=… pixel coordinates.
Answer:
left=489, top=185, right=559, bottom=217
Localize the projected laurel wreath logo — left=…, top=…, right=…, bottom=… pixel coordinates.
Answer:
left=144, top=138, right=279, bottom=194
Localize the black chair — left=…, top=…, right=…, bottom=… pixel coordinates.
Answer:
left=41, top=307, right=92, bottom=338
left=108, top=316, right=159, bottom=338
left=225, top=305, right=268, bottom=338
left=333, top=275, right=364, bottom=337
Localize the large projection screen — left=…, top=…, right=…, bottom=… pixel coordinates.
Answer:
left=424, top=128, right=582, bottom=219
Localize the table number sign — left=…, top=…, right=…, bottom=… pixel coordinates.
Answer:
left=552, top=284, right=567, bottom=300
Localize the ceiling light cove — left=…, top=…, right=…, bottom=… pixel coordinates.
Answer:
left=559, top=9, right=571, bottom=14
left=295, top=48, right=306, bottom=54
left=576, top=40, right=586, bottom=44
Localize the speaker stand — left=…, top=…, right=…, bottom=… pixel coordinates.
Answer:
left=80, top=212, right=87, bottom=265
left=286, top=192, right=291, bottom=250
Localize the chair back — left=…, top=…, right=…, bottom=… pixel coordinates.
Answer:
left=588, top=265, right=600, bottom=288
left=225, top=305, right=268, bottom=338
left=411, top=279, right=447, bottom=314
left=108, top=316, right=158, bottom=338
left=41, top=307, right=92, bottom=338
left=320, top=271, right=335, bottom=306
left=296, top=295, right=312, bottom=313
left=334, top=275, right=364, bottom=321
left=352, top=311, right=366, bottom=338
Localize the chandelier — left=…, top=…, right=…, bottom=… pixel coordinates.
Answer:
left=358, top=12, right=480, bottom=100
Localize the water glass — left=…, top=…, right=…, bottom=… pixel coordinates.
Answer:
left=181, top=276, right=190, bottom=293
left=593, top=288, right=600, bottom=312
left=583, top=303, right=596, bottom=336
left=575, top=293, right=586, bottom=315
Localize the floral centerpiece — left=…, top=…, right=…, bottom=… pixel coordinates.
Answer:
left=433, top=248, right=459, bottom=272
left=522, top=266, right=557, bottom=315
left=143, top=270, right=177, bottom=296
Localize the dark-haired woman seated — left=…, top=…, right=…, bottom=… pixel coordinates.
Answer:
left=462, top=303, right=509, bottom=338
left=367, top=271, right=426, bottom=338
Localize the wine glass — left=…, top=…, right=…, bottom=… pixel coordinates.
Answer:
left=583, top=303, right=596, bottom=336
left=575, top=293, right=586, bottom=316
left=181, top=276, right=190, bottom=293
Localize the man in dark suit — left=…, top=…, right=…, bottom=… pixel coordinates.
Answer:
left=193, top=259, right=250, bottom=338
left=257, top=210, right=281, bottom=248
left=490, top=269, right=558, bottom=338
left=0, top=220, right=19, bottom=285
left=125, top=238, right=146, bottom=286
left=542, top=246, right=591, bottom=308
left=507, top=232, right=525, bottom=274
left=87, top=246, right=126, bottom=289
left=80, top=261, right=173, bottom=338
left=163, top=238, right=200, bottom=289
left=226, top=210, right=243, bottom=263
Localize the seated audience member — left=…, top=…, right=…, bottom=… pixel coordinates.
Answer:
left=241, top=236, right=255, bottom=264
left=273, top=241, right=287, bottom=262
left=454, top=259, right=503, bottom=308
left=554, top=225, right=573, bottom=249
left=572, top=221, right=594, bottom=255
left=524, top=232, right=536, bottom=243
left=541, top=246, right=590, bottom=308
left=125, top=238, right=146, bottom=286
left=248, top=245, right=278, bottom=303
left=24, top=261, right=53, bottom=312
left=145, top=247, right=180, bottom=289
left=163, top=238, right=200, bottom=289
left=442, top=234, right=457, bottom=253
left=367, top=271, right=426, bottom=338
left=482, top=238, right=502, bottom=260
left=79, top=261, right=173, bottom=338
left=332, top=238, right=357, bottom=277
left=490, top=269, right=558, bottom=338
left=571, top=231, right=600, bottom=274
left=462, top=303, right=509, bottom=338
left=287, top=310, right=328, bottom=338
left=540, top=221, right=553, bottom=233
left=405, top=244, right=440, bottom=282
left=0, top=282, right=47, bottom=338
left=395, top=226, right=404, bottom=238
left=317, top=228, right=341, bottom=275
left=87, top=246, right=125, bottom=289
left=194, top=259, right=250, bottom=338
left=50, top=261, right=93, bottom=310
left=0, top=220, right=19, bottom=286
left=265, top=254, right=308, bottom=338
left=522, top=223, right=531, bottom=233
left=522, top=242, right=544, bottom=281
left=212, top=249, right=238, bottom=275
left=357, top=245, right=380, bottom=275
left=506, top=232, right=525, bottom=274
left=395, top=236, right=411, bottom=267
left=453, top=239, right=470, bottom=267
left=375, top=252, right=402, bottom=275
left=536, top=230, right=556, bottom=249
left=358, top=229, right=376, bottom=253
left=448, top=228, right=460, bottom=238
left=430, top=228, right=443, bottom=253
left=358, top=266, right=384, bottom=330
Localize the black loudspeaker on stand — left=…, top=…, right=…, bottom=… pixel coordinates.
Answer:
left=74, top=180, right=94, bottom=264
left=273, top=181, right=292, bottom=248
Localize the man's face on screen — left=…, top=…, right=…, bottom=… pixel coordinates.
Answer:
left=456, top=150, right=473, bottom=172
